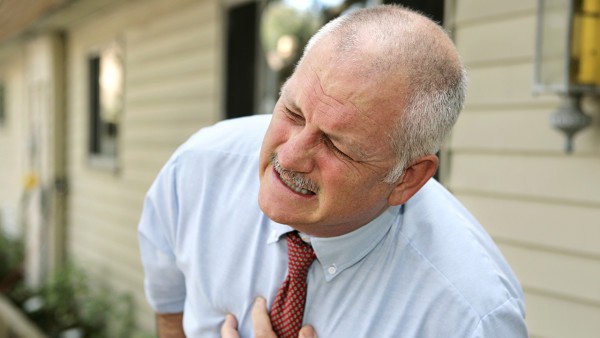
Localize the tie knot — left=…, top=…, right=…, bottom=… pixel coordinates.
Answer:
left=286, top=232, right=316, bottom=278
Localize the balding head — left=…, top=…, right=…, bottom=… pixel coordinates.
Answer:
left=298, top=5, right=467, bottom=182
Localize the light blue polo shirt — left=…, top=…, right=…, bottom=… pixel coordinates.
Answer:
left=138, top=115, right=527, bottom=337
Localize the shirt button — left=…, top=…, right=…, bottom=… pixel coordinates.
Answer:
left=327, top=265, right=337, bottom=275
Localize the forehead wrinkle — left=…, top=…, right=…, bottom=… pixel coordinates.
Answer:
left=287, top=56, right=394, bottom=163
left=307, top=64, right=374, bottom=160
left=317, top=82, right=395, bottom=162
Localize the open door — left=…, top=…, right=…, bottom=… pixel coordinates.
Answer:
left=22, top=33, right=67, bottom=288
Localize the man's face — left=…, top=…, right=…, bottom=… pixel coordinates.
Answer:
left=258, top=44, right=405, bottom=237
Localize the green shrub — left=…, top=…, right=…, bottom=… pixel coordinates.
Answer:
left=0, top=228, right=24, bottom=285
left=26, top=263, right=136, bottom=338
left=1, top=229, right=138, bottom=337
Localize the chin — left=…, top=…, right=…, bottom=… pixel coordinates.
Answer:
left=259, top=192, right=290, bottom=223
left=258, top=192, right=308, bottom=228
left=257, top=187, right=278, bottom=219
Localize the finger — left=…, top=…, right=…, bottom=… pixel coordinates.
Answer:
left=299, top=325, right=317, bottom=338
left=220, top=313, right=240, bottom=338
left=252, top=297, right=277, bottom=338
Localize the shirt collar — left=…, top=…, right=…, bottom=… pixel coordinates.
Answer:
left=266, top=222, right=295, bottom=244
left=267, top=206, right=401, bottom=282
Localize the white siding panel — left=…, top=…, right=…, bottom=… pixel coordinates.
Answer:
left=69, top=175, right=146, bottom=206
left=126, top=123, right=205, bottom=143
left=452, top=106, right=600, bottom=154
left=127, top=76, right=215, bottom=104
left=451, top=108, right=564, bottom=152
left=126, top=99, right=215, bottom=121
left=70, top=218, right=143, bottom=275
left=456, top=15, right=536, bottom=65
left=449, top=153, right=600, bottom=205
left=465, top=63, right=559, bottom=108
left=455, top=0, right=536, bottom=25
left=455, top=194, right=600, bottom=258
left=126, top=0, right=216, bottom=46
left=525, top=291, right=600, bottom=338
left=127, top=25, right=217, bottom=67
left=128, top=48, right=216, bottom=86
left=498, top=243, right=600, bottom=304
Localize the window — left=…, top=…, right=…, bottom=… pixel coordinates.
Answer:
left=88, top=43, right=124, bottom=169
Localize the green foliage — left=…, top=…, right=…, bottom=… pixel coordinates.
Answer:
left=31, top=263, right=137, bottom=338
left=0, top=229, right=138, bottom=337
left=0, top=228, right=24, bottom=281
left=39, top=263, right=86, bottom=332
left=0, top=228, right=27, bottom=309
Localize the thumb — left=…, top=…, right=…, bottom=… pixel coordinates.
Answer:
left=220, top=314, right=240, bottom=338
left=299, top=325, right=317, bottom=338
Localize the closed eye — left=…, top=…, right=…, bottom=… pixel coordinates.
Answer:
left=284, top=108, right=305, bottom=124
left=322, top=135, right=354, bottom=161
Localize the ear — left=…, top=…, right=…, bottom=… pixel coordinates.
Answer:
left=387, top=155, right=439, bottom=206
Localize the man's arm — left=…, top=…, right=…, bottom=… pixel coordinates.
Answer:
left=157, top=312, right=185, bottom=338
left=139, top=159, right=187, bottom=337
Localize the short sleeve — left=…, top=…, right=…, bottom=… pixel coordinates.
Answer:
left=138, top=159, right=186, bottom=313
left=470, top=297, right=528, bottom=338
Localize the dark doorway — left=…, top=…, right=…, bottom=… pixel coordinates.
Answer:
left=384, top=0, right=444, bottom=25
left=225, top=2, right=259, bottom=119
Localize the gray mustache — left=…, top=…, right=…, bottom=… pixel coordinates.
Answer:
left=271, top=153, right=320, bottom=193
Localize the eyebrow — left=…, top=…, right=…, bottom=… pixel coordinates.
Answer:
left=279, top=79, right=370, bottom=162
left=328, top=133, right=370, bottom=161
left=279, top=80, right=372, bottom=161
left=280, top=84, right=296, bottom=109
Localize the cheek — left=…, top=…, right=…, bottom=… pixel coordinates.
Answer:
left=322, top=161, right=390, bottom=198
left=320, top=162, right=363, bottom=192
left=260, top=122, right=285, bottom=161
left=264, top=119, right=289, bottom=148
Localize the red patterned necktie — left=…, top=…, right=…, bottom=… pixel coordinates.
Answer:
left=270, top=232, right=317, bottom=338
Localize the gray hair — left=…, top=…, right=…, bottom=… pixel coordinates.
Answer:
left=299, top=5, right=467, bottom=183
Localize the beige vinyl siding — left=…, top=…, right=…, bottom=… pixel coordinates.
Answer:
left=448, top=1, right=600, bottom=337
left=0, top=49, right=27, bottom=235
left=66, top=0, right=221, bottom=331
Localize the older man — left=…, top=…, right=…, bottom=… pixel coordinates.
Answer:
left=138, top=5, right=527, bottom=338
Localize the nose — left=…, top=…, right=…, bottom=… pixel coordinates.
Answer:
left=277, top=128, right=318, bottom=173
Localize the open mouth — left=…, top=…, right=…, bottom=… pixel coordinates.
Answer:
left=271, top=154, right=318, bottom=196
left=278, top=171, right=316, bottom=196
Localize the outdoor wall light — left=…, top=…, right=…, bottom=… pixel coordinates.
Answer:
left=260, top=1, right=321, bottom=73
left=534, top=0, right=600, bottom=153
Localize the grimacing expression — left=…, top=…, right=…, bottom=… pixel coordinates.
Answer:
left=257, top=41, right=408, bottom=238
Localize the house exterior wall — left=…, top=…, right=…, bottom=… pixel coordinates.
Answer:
left=65, top=0, right=222, bottom=331
left=448, top=0, right=600, bottom=337
left=4, top=0, right=598, bottom=335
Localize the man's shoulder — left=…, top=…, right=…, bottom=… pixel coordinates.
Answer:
left=399, top=179, right=525, bottom=318
left=402, top=179, right=481, bottom=234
